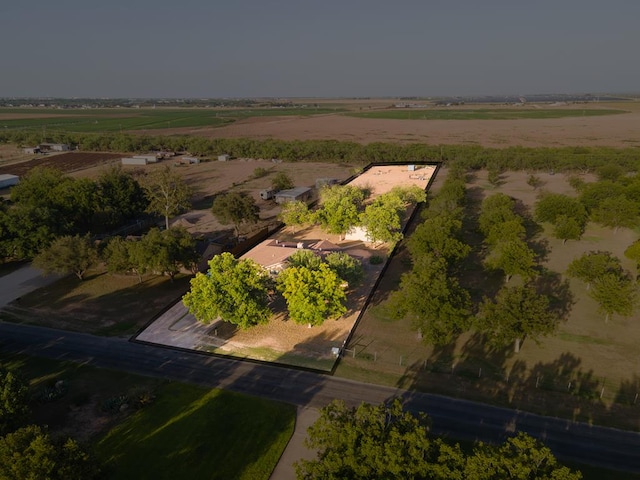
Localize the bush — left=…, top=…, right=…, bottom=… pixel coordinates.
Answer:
left=253, top=167, right=268, bottom=178
left=369, top=255, right=384, bottom=265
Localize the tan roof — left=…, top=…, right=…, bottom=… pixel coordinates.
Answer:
left=310, top=239, right=341, bottom=251
left=241, top=239, right=301, bottom=269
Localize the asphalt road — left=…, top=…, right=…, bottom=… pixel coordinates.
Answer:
left=1, top=322, right=639, bottom=474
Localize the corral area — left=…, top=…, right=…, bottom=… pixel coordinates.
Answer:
left=336, top=169, right=640, bottom=430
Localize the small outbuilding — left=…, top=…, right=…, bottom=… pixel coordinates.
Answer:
left=218, top=154, right=231, bottom=162
left=274, top=187, right=312, bottom=204
left=23, top=147, right=41, bottom=155
left=133, top=154, right=159, bottom=163
left=0, top=174, right=19, bottom=189
left=122, top=157, right=148, bottom=165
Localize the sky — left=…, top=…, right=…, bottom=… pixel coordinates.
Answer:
left=1, top=0, right=639, bottom=98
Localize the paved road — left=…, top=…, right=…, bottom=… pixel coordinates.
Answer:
left=1, top=322, right=639, bottom=474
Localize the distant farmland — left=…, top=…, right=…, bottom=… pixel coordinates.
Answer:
left=347, top=108, right=628, bottom=120
left=0, top=107, right=344, bottom=133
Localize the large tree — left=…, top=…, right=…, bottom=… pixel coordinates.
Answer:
left=211, top=192, right=260, bottom=237
left=277, top=263, right=347, bottom=326
left=566, top=251, right=623, bottom=290
left=278, top=200, right=310, bottom=233
left=95, top=165, right=148, bottom=230
left=0, top=367, right=29, bottom=436
left=139, top=227, right=198, bottom=281
left=32, top=234, right=98, bottom=280
left=182, top=252, right=272, bottom=329
left=408, top=214, right=470, bottom=261
left=141, top=166, right=192, bottom=230
left=0, top=425, right=99, bottom=480
left=485, top=239, right=536, bottom=282
left=314, top=185, right=366, bottom=239
left=295, top=399, right=465, bottom=480
left=534, top=193, right=587, bottom=227
left=478, top=284, right=558, bottom=353
left=324, top=252, right=364, bottom=288
left=388, top=254, right=471, bottom=345
left=591, top=195, right=639, bottom=232
left=589, top=272, right=637, bottom=323
left=358, top=194, right=404, bottom=245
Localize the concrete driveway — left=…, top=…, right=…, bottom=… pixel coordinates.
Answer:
left=0, top=265, right=62, bottom=308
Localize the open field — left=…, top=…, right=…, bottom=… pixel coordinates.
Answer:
left=336, top=169, right=640, bottom=430
left=348, top=108, right=627, bottom=120
left=0, top=106, right=344, bottom=133
left=0, top=151, right=122, bottom=176
left=144, top=101, right=640, bottom=148
left=0, top=352, right=295, bottom=480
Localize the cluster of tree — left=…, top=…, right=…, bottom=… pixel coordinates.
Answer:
left=534, top=193, right=588, bottom=243
left=575, top=175, right=640, bottom=232
left=296, top=399, right=582, bottom=480
left=0, top=367, right=99, bottom=479
left=183, top=250, right=364, bottom=329
left=33, top=227, right=197, bottom=282
left=278, top=184, right=426, bottom=245
left=386, top=168, right=472, bottom=345
left=479, top=193, right=536, bottom=282
left=5, top=129, right=640, bottom=172
left=0, top=166, right=148, bottom=260
left=567, top=251, right=637, bottom=322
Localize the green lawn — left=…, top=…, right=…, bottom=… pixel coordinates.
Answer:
left=0, top=107, right=343, bottom=133
left=347, top=108, right=627, bottom=120
left=1, top=352, right=296, bottom=480
left=96, top=383, right=295, bottom=480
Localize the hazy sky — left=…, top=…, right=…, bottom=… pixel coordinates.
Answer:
left=1, top=0, right=638, bottom=98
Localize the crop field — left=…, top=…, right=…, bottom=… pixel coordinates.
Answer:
left=347, top=108, right=627, bottom=120
left=0, top=106, right=344, bottom=133
left=0, top=152, right=122, bottom=176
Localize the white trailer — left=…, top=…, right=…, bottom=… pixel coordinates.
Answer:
left=133, top=154, right=159, bottom=163
left=121, top=157, right=148, bottom=165
left=0, top=174, right=19, bottom=189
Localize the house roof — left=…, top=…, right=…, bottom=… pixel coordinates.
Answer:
left=240, top=239, right=301, bottom=269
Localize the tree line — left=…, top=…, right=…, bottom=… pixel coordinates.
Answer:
left=296, top=398, right=582, bottom=479
left=4, top=130, right=640, bottom=171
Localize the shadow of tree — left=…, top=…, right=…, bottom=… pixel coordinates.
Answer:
left=533, top=267, right=575, bottom=319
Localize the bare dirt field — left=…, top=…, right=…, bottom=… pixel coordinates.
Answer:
left=146, top=102, right=640, bottom=148
left=0, top=152, right=122, bottom=177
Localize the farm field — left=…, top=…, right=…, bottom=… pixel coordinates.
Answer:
left=0, top=106, right=344, bottom=133
left=347, top=108, right=627, bottom=120
left=0, top=352, right=295, bottom=480
left=335, top=169, right=640, bottom=430
left=0, top=151, right=122, bottom=177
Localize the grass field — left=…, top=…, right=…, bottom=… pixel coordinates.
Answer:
left=336, top=169, right=640, bottom=431
left=347, top=108, right=627, bottom=120
left=0, top=352, right=295, bottom=480
left=0, top=270, right=191, bottom=336
left=0, top=107, right=344, bottom=133
left=96, top=383, right=295, bottom=480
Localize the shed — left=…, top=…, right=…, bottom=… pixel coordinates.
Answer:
left=23, top=147, right=41, bottom=155
left=408, top=164, right=416, bottom=171
left=218, top=154, right=231, bottom=162
left=180, top=156, right=200, bottom=164
left=133, top=154, right=159, bottom=163
left=274, top=187, right=312, bottom=204
left=39, top=143, right=70, bottom=152
left=0, top=174, right=19, bottom=189
left=122, top=157, right=148, bottom=165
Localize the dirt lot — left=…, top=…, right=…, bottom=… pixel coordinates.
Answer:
left=0, top=152, right=122, bottom=177
left=145, top=102, right=640, bottom=148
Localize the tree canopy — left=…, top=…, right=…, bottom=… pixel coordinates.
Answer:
left=211, top=192, right=260, bottom=237
left=183, top=252, right=272, bottom=329
left=485, top=239, right=536, bottom=282
left=314, top=185, right=366, bottom=239
left=478, top=284, right=558, bottom=353
left=141, top=166, right=192, bottom=230
left=271, top=171, right=294, bottom=191
left=296, top=399, right=581, bottom=480
left=278, top=200, right=310, bottom=233
left=0, top=425, right=99, bottom=480
left=32, top=234, right=98, bottom=280
left=277, top=263, right=347, bottom=326
left=0, top=367, right=29, bottom=436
